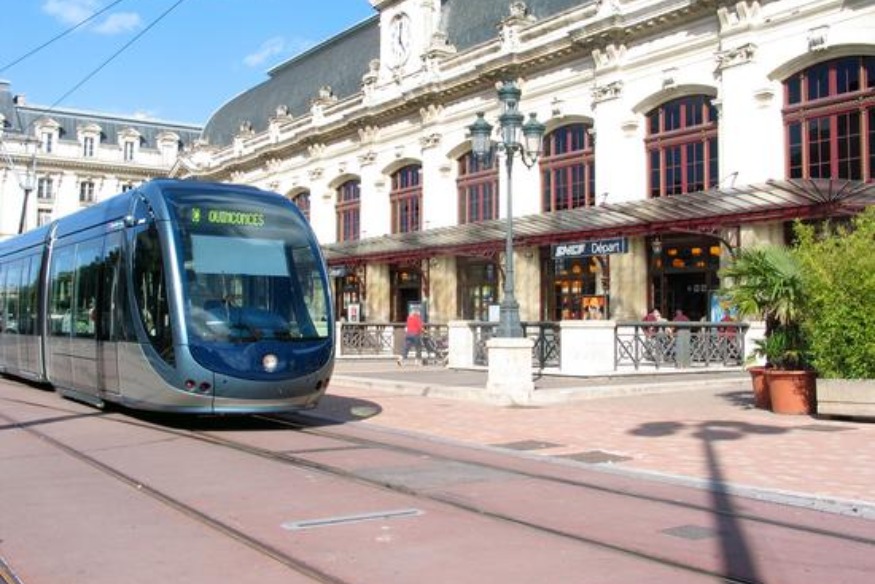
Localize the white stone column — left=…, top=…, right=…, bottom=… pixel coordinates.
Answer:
left=559, top=320, right=617, bottom=376
left=486, top=337, right=535, bottom=404
left=447, top=321, right=474, bottom=368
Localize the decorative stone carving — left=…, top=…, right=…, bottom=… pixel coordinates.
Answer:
left=662, top=67, right=678, bottom=90
left=592, top=43, right=626, bottom=71
left=808, top=25, right=829, bottom=52
left=499, top=2, right=535, bottom=52
left=308, top=167, right=324, bottom=181
left=419, top=133, right=442, bottom=150
left=358, top=125, right=380, bottom=144
left=357, top=150, right=378, bottom=166
left=717, top=1, right=762, bottom=31
left=419, top=104, right=444, bottom=125
left=716, top=43, right=757, bottom=70
left=591, top=80, right=623, bottom=104
left=308, top=143, right=326, bottom=159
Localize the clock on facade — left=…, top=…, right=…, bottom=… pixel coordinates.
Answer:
left=389, top=12, right=411, bottom=66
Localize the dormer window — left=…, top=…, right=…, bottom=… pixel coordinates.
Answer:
left=77, top=123, right=102, bottom=159
left=82, top=136, right=95, bottom=157
left=118, top=127, right=142, bottom=162
left=41, top=131, right=53, bottom=153
left=124, top=141, right=135, bottom=161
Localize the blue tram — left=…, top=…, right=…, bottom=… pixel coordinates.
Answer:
left=0, top=179, right=334, bottom=413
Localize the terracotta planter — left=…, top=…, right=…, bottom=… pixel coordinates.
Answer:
left=766, top=369, right=816, bottom=415
left=748, top=366, right=770, bottom=409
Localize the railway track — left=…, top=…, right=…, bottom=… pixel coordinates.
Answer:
left=2, top=392, right=873, bottom=583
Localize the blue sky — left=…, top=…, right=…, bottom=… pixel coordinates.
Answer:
left=0, top=0, right=376, bottom=125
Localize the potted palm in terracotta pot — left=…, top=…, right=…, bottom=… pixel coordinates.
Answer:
left=720, top=245, right=815, bottom=414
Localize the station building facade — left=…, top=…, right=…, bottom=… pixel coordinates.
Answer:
left=1, top=80, right=202, bottom=238
left=174, top=0, right=875, bottom=325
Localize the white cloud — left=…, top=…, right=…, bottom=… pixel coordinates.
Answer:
left=243, top=36, right=316, bottom=68
left=243, top=37, right=287, bottom=68
left=42, top=0, right=141, bottom=35
left=42, top=0, right=97, bottom=25
left=92, top=12, right=141, bottom=35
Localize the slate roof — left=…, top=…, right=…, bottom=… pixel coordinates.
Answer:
left=202, top=0, right=594, bottom=147
left=323, top=179, right=875, bottom=264
left=0, top=80, right=201, bottom=149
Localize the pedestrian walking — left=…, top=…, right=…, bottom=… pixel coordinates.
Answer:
left=398, top=308, right=424, bottom=365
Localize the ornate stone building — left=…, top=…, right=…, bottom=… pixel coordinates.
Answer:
left=174, top=0, right=875, bottom=324
left=1, top=80, right=201, bottom=238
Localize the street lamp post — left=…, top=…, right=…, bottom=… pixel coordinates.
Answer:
left=469, top=81, right=545, bottom=338
left=17, top=139, right=37, bottom=234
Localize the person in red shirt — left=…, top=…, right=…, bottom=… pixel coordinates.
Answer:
left=400, top=308, right=423, bottom=364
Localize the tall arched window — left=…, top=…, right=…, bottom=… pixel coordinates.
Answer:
left=457, top=151, right=498, bottom=223
left=646, top=95, right=719, bottom=197
left=390, top=164, right=422, bottom=233
left=292, top=191, right=310, bottom=221
left=336, top=180, right=360, bottom=242
left=784, top=56, right=874, bottom=181
left=540, top=123, right=595, bottom=212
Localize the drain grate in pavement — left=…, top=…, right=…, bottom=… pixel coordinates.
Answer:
left=661, top=524, right=718, bottom=540
left=493, top=440, right=563, bottom=451
left=797, top=424, right=852, bottom=432
left=557, top=450, right=632, bottom=464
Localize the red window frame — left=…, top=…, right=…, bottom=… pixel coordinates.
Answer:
left=390, top=165, right=422, bottom=234
left=646, top=95, right=719, bottom=197
left=457, top=151, right=498, bottom=224
left=540, top=123, right=595, bottom=212
left=784, top=56, right=874, bottom=182
left=336, top=180, right=360, bottom=242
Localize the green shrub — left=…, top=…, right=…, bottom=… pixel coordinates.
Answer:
left=795, top=207, right=875, bottom=379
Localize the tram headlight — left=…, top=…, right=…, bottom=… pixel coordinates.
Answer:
left=262, top=353, right=279, bottom=373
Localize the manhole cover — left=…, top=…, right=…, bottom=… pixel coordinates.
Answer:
left=558, top=450, right=632, bottom=464
left=492, top=440, right=563, bottom=451
left=661, top=524, right=718, bottom=540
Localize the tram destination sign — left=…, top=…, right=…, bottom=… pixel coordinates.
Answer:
left=552, top=237, right=628, bottom=259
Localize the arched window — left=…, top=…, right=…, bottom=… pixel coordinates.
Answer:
left=646, top=95, right=719, bottom=197
left=336, top=180, right=360, bottom=242
left=292, top=191, right=310, bottom=221
left=457, top=151, right=498, bottom=223
left=540, top=123, right=595, bottom=212
left=390, top=164, right=422, bottom=234
left=784, top=56, right=874, bottom=181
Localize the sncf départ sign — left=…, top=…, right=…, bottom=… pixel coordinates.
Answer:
left=552, top=237, right=628, bottom=259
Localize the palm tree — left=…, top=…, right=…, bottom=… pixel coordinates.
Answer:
left=719, top=245, right=807, bottom=369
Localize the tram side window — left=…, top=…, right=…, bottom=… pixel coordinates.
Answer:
left=4, top=262, right=22, bottom=334
left=49, top=247, right=75, bottom=335
left=0, top=264, right=4, bottom=333
left=73, top=240, right=102, bottom=339
left=290, top=247, right=329, bottom=337
left=133, top=226, right=174, bottom=364
left=100, top=233, right=126, bottom=342
left=19, top=256, right=39, bottom=335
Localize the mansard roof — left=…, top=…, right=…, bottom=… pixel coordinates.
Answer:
left=202, top=0, right=593, bottom=147
left=0, top=81, right=201, bottom=148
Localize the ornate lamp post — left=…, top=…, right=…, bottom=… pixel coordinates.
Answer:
left=469, top=81, right=545, bottom=338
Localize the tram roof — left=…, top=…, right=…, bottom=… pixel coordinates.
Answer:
left=322, top=179, right=875, bottom=264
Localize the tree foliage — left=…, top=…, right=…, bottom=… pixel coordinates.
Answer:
left=795, top=207, right=875, bottom=379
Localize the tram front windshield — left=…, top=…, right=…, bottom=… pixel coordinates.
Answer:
left=165, top=189, right=330, bottom=374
